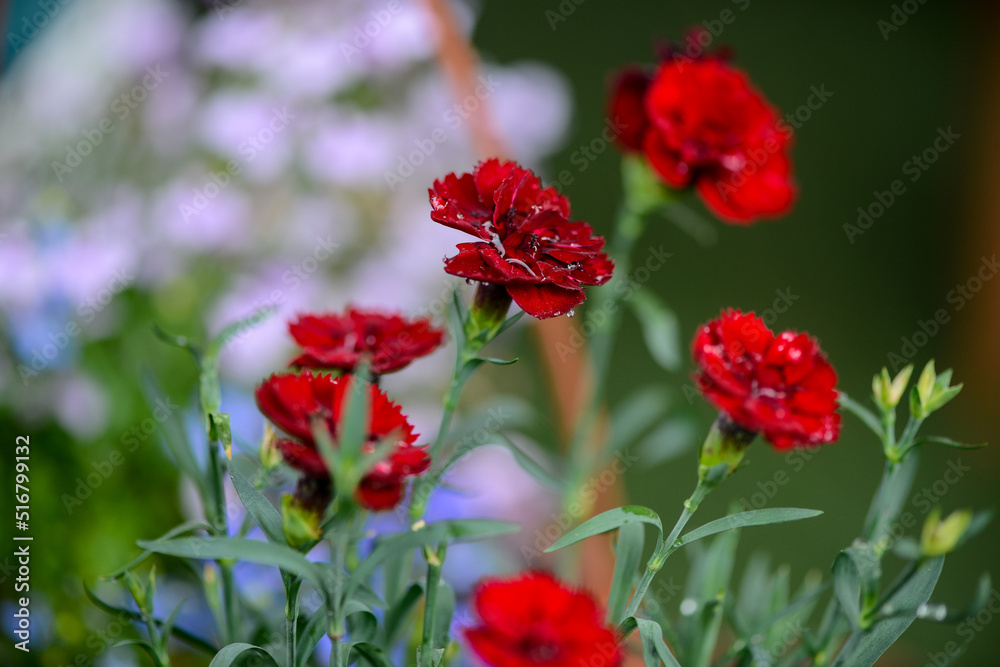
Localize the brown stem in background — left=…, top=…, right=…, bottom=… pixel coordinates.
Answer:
left=419, top=0, right=628, bottom=618
left=420, top=0, right=505, bottom=160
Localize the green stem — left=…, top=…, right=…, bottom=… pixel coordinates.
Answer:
left=285, top=576, right=301, bottom=667
left=329, top=529, right=351, bottom=667
left=431, top=357, right=470, bottom=460
left=419, top=544, right=446, bottom=667
left=410, top=348, right=475, bottom=522
left=220, top=563, right=239, bottom=643
left=869, top=559, right=919, bottom=618
left=620, top=477, right=713, bottom=625
left=330, top=638, right=346, bottom=667
left=206, top=430, right=240, bottom=643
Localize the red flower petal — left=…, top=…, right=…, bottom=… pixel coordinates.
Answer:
left=607, top=67, right=652, bottom=152
left=289, top=308, right=444, bottom=375
left=464, top=572, right=623, bottom=667
left=616, top=50, right=796, bottom=224
left=255, top=372, right=428, bottom=511
left=695, top=150, right=796, bottom=224
left=430, top=160, right=613, bottom=319
left=692, top=310, right=840, bottom=449
left=506, top=283, right=586, bottom=319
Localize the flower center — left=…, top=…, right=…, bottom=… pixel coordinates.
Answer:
left=517, top=635, right=560, bottom=663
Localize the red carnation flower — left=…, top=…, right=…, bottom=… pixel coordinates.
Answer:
left=608, top=51, right=796, bottom=224
left=463, top=571, right=622, bottom=667
left=429, top=159, right=614, bottom=319
left=289, top=308, right=444, bottom=375
left=692, top=310, right=840, bottom=449
left=255, top=371, right=430, bottom=510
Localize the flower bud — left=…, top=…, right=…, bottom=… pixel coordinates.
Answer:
left=466, top=282, right=513, bottom=347
left=281, top=476, right=332, bottom=549
left=872, top=365, right=913, bottom=412
left=910, top=360, right=963, bottom=420
left=123, top=570, right=147, bottom=611
left=699, top=414, right=756, bottom=482
left=920, top=508, right=973, bottom=557
left=259, top=422, right=282, bottom=471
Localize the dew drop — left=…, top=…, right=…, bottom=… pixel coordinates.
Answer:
left=465, top=278, right=473, bottom=285
left=566, top=309, right=575, bottom=318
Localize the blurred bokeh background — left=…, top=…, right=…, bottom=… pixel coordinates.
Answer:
left=1, top=0, right=998, bottom=665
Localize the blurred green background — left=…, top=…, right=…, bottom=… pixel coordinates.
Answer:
left=1, top=0, right=998, bottom=665
left=474, top=0, right=1000, bottom=664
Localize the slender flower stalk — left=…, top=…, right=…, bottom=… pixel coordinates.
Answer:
left=418, top=543, right=447, bottom=667
left=622, top=476, right=714, bottom=624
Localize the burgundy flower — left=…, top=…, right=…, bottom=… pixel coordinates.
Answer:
left=289, top=308, right=444, bottom=375
left=255, top=371, right=430, bottom=510
left=429, top=159, right=614, bottom=319
left=463, top=571, right=622, bottom=667
left=692, top=310, right=840, bottom=449
left=608, top=49, right=796, bottom=224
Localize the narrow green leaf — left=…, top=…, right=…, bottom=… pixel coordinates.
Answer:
left=349, top=643, right=394, bottom=667
left=678, top=509, right=823, bottom=548
left=384, top=583, right=423, bottom=646
left=832, top=545, right=881, bottom=630
left=636, top=617, right=682, bottom=667
left=608, top=386, right=668, bottom=455
left=347, top=609, right=378, bottom=644
left=228, top=465, right=284, bottom=545
left=139, top=369, right=205, bottom=490
left=479, top=356, right=518, bottom=366
left=658, top=200, right=717, bottom=247
left=103, top=520, right=212, bottom=580
left=838, top=393, right=884, bottom=439
left=84, top=586, right=216, bottom=655
left=495, top=310, right=526, bottom=337
left=213, top=413, right=233, bottom=459
left=957, top=509, right=994, bottom=549
left=635, top=419, right=696, bottom=468
left=917, top=572, right=992, bottom=623
left=734, top=553, right=772, bottom=634
left=630, top=291, right=681, bottom=371
left=433, top=579, right=456, bottom=649
left=433, top=431, right=560, bottom=490
left=864, top=455, right=919, bottom=543
left=310, top=419, right=340, bottom=490
left=152, top=324, right=201, bottom=361
left=832, top=557, right=944, bottom=666
left=607, top=522, right=645, bottom=623
left=909, top=436, right=987, bottom=452
left=159, top=599, right=187, bottom=655
left=447, top=287, right=467, bottom=350
left=833, top=554, right=861, bottom=630
left=684, top=530, right=738, bottom=667
left=204, top=307, right=275, bottom=365
left=545, top=506, right=663, bottom=553
left=296, top=610, right=328, bottom=667
left=339, top=370, right=371, bottom=462
left=209, top=642, right=279, bottom=667
left=137, top=537, right=328, bottom=604
left=112, top=639, right=160, bottom=663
